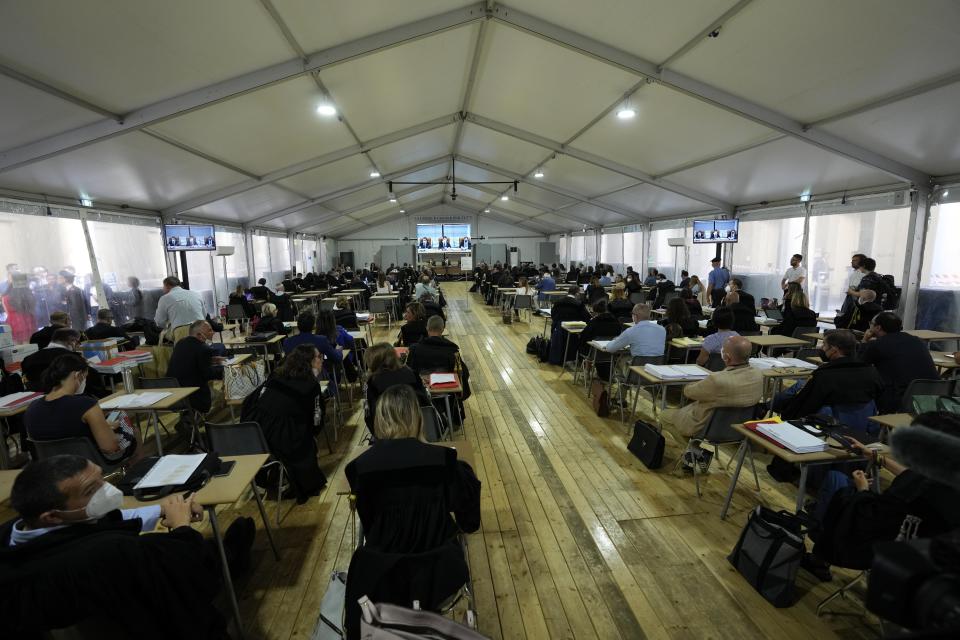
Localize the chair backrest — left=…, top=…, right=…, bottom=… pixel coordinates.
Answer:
left=513, top=294, right=533, bottom=310
left=320, top=299, right=336, bottom=311
left=901, top=379, right=955, bottom=413
left=626, top=354, right=663, bottom=384
left=30, top=436, right=120, bottom=472
left=369, top=297, right=391, bottom=314
left=629, top=292, right=646, bottom=305
left=205, top=421, right=270, bottom=456
left=796, top=347, right=820, bottom=362
left=791, top=326, right=817, bottom=342
left=702, top=404, right=763, bottom=443
left=662, top=291, right=679, bottom=306
left=419, top=405, right=445, bottom=442
left=226, top=304, right=247, bottom=321
left=705, top=352, right=726, bottom=372
left=823, top=400, right=877, bottom=431
left=139, top=376, right=180, bottom=389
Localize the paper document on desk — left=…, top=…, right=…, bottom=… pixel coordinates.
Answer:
left=538, top=308, right=551, bottom=316
left=429, top=373, right=456, bottom=385
left=674, top=337, right=702, bottom=347
left=0, top=391, right=41, bottom=408
left=356, top=312, right=371, bottom=321
left=644, top=364, right=708, bottom=379
left=590, top=340, right=613, bottom=351
left=756, top=423, right=827, bottom=453
left=101, top=391, right=172, bottom=409
left=750, top=357, right=817, bottom=370
left=134, top=454, right=207, bottom=490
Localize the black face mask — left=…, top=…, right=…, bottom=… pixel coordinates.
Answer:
left=816, top=349, right=829, bottom=361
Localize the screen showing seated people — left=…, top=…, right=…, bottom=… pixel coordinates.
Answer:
left=164, top=224, right=216, bottom=251
left=692, top=219, right=739, bottom=244
left=416, top=223, right=472, bottom=253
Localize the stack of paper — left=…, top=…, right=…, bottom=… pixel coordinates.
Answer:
left=101, top=391, right=172, bottom=409
left=134, top=454, right=207, bottom=490
left=356, top=312, right=371, bottom=321
left=643, top=364, right=709, bottom=379
left=0, top=391, right=42, bottom=409
left=119, top=349, right=153, bottom=364
left=750, top=357, right=818, bottom=370
left=756, top=422, right=827, bottom=453
left=429, top=373, right=458, bottom=388
left=538, top=308, right=551, bottom=316
left=90, top=357, right=139, bottom=374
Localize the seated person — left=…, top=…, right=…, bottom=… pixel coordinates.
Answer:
left=717, top=285, right=759, bottom=333
left=334, top=296, right=359, bottom=329
left=407, top=316, right=471, bottom=422
left=659, top=297, right=699, bottom=339
left=364, top=343, right=430, bottom=432
left=419, top=293, right=445, bottom=322
left=0, top=455, right=254, bottom=638
left=344, top=385, right=480, bottom=639
left=860, top=311, right=939, bottom=413
left=806, top=412, right=960, bottom=575
left=722, top=278, right=756, bottom=311
left=774, top=329, right=882, bottom=420
left=319, top=310, right=357, bottom=380
left=375, top=273, right=392, bottom=294
left=249, top=278, right=271, bottom=301
left=585, top=276, right=607, bottom=305
left=283, top=312, right=344, bottom=392
left=514, top=276, right=536, bottom=298
left=166, top=320, right=226, bottom=415
left=607, top=283, right=634, bottom=321
left=598, top=271, right=613, bottom=286
left=648, top=273, right=676, bottom=309
left=84, top=308, right=140, bottom=349
left=271, top=285, right=295, bottom=322
left=602, top=303, right=666, bottom=358
left=398, top=302, right=428, bottom=346
left=695, top=307, right=738, bottom=368
left=256, top=303, right=288, bottom=335
left=680, top=287, right=703, bottom=317
left=534, top=269, right=556, bottom=303
left=242, top=345, right=327, bottom=502
left=579, top=300, right=624, bottom=356
left=550, top=285, right=591, bottom=332
left=660, top=336, right=763, bottom=470
left=413, top=276, right=438, bottom=301
left=25, top=353, right=142, bottom=464
left=22, top=328, right=82, bottom=392
left=228, top=285, right=255, bottom=318
left=833, top=288, right=882, bottom=332
left=29, top=311, right=72, bottom=350
left=770, top=290, right=817, bottom=336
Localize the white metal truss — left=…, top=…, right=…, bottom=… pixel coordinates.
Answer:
left=490, top=3, right=931, bottom=187
left=0, top=3, right=486, bottom=173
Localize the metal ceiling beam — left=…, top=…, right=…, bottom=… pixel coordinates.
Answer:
left=656, top=0, right=755, bottom=70
left=454, top=155, right=643, bottom=219
left=0, top=3, right=485, bottom=173
left=464, top=112, right=734, bottom=212
left=0, top=63, right=122, bottom=122
left=451, top=14, right=490, bottom=155
left=164, top=113, right=459, bottom=216
left=491, top=3, right=931, bottom=187
left=140, top=129, right=260, bottom=180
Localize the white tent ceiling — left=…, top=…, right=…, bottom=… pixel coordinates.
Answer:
left=1, top=0, right=958, bottom=238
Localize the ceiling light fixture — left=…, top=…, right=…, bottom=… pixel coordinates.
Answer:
left=369, top=171, right=380, bottom=178
left=799, top=192, right=811, bottom=202
left=484, top=208, right=490, bottom=213
left=315, top=93, right=337, bottom=116
left=616, top=99, right=637, bottom=119
left=399, top=209, right=405, bottom=213
left=79, top=196, right=92, bottom=207
left=500, top=195, right=509, bottom=201
left=534, top=169, right=544, bottom=178
left=389, top=196, right=397, bottom=203
left=943, top=189, right=950, bottom=198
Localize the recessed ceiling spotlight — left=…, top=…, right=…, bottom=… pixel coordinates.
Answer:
left=534, top=169, right=544, bottom=178
left=399, top=209, right=405, bottom=213
left=484, top=208, right=490, bottom=213
left=79, top=195, right=92, bottom=207
left=315, top=94, right=336, bottom=116
left=500, top=195, right=509, bottom=201
left=616, top=106, right=636, bottom=120
left=369, top=171, right=380, bottom=178
left=799, top=192, right=811, bottom=202
left=389, top=196, right=397, bottom=203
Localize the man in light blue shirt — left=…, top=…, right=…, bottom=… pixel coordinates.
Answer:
left=706, top=257, right=730, bottom=308
left=535, top=269, right=556, bottom=303
left=604, top=303, right=665, bottom=357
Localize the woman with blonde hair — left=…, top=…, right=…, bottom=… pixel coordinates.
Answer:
left=607, top=283, right=633, bottom=321
left=257, top=302, right=288, bottom=335
left=364, top=342, right=430, bottom=432
left=772, top=289, right=817, bottom=336
left=344, top=383, right=481, bottom=638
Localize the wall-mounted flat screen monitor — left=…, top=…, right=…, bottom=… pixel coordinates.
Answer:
left=416, top=223, right=472, bottom=253
left=164, top=224, right=216, bottom=251
left=692, top=219, right=739, bottom=243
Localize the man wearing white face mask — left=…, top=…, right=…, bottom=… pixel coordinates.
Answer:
left=0, top=454, right=251, bottom=637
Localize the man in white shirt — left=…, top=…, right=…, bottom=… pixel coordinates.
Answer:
left=839, top=253, right=867, bottom=315
left=154, top=276, right=204, bottom=343
left=781, top=254, right=807, bottom=291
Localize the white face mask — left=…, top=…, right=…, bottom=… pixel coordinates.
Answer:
left=312, top=367, right=322, bottom=378
left=724, top=285, right=732, bottom=293
left=60, top=482, right=124, bottom=522
left=74, top=372, right=87, bottom=395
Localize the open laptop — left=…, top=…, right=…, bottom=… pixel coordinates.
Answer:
left=763, top=308, right=784, bottom=321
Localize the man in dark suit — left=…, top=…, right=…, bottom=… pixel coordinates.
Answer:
left=834, top=288, right=883, bottom=332
left=860, top=312, right=939, bottom=413
left=21, top=329, right=81, bottom=392
left=59, top=272, right=89, bottom=331
left=407, top=315, right=471, bottom=407
left=29, top=311, right=71, bottom=350
left=438, top=236, right=451, bottom=249
left=166, top=320, right=225, bottom=414
left=249, top=278, right=271, bottom=301
left=84, top=309, right=139, bottom=350
left=418, top=237, right=432, bottom=249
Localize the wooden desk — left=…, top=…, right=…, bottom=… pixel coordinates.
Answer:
left=224, top=353, right=252, bottom=366
left=333, top=441, right=475, bottom=494
left=423, top=375, right=464, bottom=436
left=869, top=413, right=913, bottom=432
left=124, top=453, right=278, bottom=638
left=669, top=338, right=704, bottom=363
left=99, top=388, right=199, bottom=455
left=745, top=335, right=809, bottom=355
left=223, top=334, right=283, bottom=366
left=932, top=351, right=960, bottom=371
left=0, top=392, right=43, bottom=467
left=629, top=365, right=710, bottom=416
left=760, top=366, right=815, bottom=404
left=559, top=322, right=586, bottom=377
left=0, top=468, right=21, bottom=503
left=721, top=423, right=869, bottom=519
left=904, top=330, right=960, bottom=346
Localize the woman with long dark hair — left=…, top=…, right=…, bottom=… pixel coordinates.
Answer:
left=243, top=344, right=327, bottom=502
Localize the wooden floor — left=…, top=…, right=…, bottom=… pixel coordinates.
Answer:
left=217, top=283, right=879, bottom=639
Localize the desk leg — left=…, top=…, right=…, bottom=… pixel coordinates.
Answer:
left=207, top=506, right=245, bottom=640
left=151, top=411, right=163, bottom=456
left=631, top=383, right=641, bottom=424
left=796, top=464, right=809, bottom=513
left=560, top=333, right=572, bottom=377
left=443, top=395, right=454, bottom=441
left=0, top=417, right=11, bottom=469
left=721, top=440, right=749, bottom=520
left=250, top=480, right=281, bottom=560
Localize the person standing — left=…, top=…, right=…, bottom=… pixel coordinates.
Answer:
left=705, top=258, right=730, bottom=308
left=59, top=272, right=89, bottom=331
left=839, top=253, right=867, bottom=315
left=781, top=254, right=807, bottom=292
left=1, top=273, right=37, bottom=344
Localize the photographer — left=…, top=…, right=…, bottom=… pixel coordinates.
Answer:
left=807, top=412, right=960, bottom=577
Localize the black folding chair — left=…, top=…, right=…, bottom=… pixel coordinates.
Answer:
left=30, top=436, right=125, bottom=477
left=676, top=404, right=763, bottom=498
